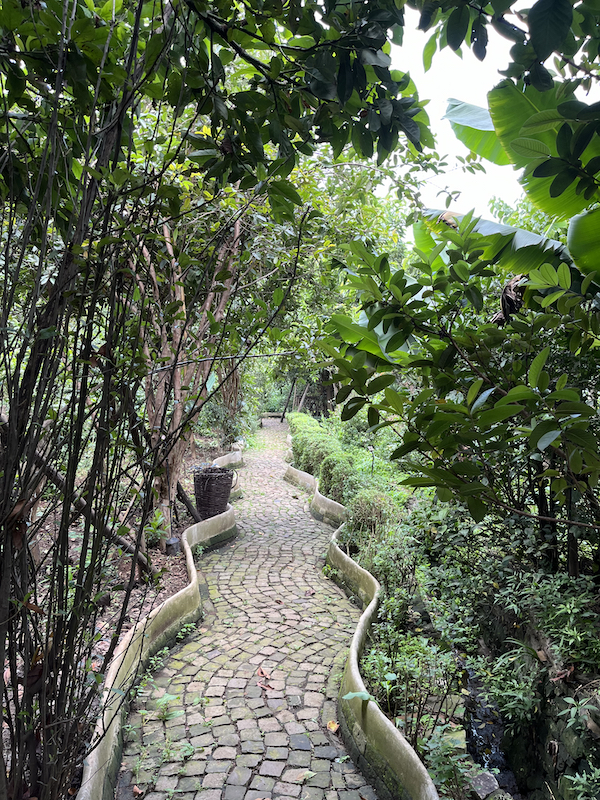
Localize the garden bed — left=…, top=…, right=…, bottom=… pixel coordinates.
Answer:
left=287, top=412, right=600, bottom=800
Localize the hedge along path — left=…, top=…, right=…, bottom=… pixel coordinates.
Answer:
left=117, top=417, right=378, bottom=800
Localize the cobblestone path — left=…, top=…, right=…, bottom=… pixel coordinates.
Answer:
left=117, top=419, right=377, bottom=800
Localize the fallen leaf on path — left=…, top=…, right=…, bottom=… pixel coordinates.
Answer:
left=327, top=720, right=340, bottom=733
left=257, top=681, right=274, bottom=691
left=275, top=599, right=283, bottom=604
left=132, top=786, right=144, bottom=798
left=305, top=589, right=315, bottom=596
left=257, top=667, right=271, bottom=679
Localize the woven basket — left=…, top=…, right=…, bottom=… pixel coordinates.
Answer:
left=193, top=467, right=234, bottom=520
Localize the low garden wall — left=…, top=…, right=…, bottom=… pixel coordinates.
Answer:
left=284, top=460, right=439, bottom=800
left=284, top=465, right=347, bottom=527
left=213, top=450, right=244, bottom=469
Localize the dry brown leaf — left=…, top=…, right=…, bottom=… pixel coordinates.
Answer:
left=257, top=681, right=274, bottom=691
left=132, top=786, right=144, bottom=798
left=24, top=601, right=45, bottom=615
left=257, top=667, right=271, bottom=679
left=67, top=788, right=77, bottom=796
left=327, top=720, right=340, bottom=733
left=305, top=589, right=315, bottom=596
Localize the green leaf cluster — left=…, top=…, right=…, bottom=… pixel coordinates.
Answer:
left=325, top=209, right=600, bottom=575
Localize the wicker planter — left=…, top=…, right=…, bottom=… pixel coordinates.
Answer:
left=193, top=467, right=234, bottom=520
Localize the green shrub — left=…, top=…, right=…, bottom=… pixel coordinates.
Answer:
left=361, top=633, right=461, bottom=755
left=347, top=488, right=398, bottom=535
left=144, top=509, right=167, bottom=548
left=293, top=432, right=335, bottom=474
left=476, top=643, right=542, bottom=734
left=287, top=412, right=321, bottom=436
left=565, top=766, right=600, bottom=800
left=319, top=452, right=360, bottom=504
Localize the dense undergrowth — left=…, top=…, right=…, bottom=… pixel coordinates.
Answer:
left=288, top=411, right=600, bottom=800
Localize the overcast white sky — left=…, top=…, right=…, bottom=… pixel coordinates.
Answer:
left=391, top=11, right=524, bottom=218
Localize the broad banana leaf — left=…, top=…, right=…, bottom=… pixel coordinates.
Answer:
left=489, top=80, right=600, bottom=219
left=423, top=208, right=570, bottom=274
left=444, top=98, right=512, bottom=166
left=567, top=207, right=600, bottom=276
left=448, top=81, right=600, bottom=220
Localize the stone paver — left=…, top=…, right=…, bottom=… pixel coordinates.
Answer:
left=117, top=419, right=376, bottom=800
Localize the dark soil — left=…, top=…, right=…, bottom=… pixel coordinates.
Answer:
left=31, top=436, right=227, bottom=669
left=94, top=436, right=227, bottom=656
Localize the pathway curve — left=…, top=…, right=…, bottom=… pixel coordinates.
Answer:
left=118, top=419, right=378, bottom=800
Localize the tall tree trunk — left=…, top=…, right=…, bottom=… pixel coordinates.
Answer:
left=296, top=382, right=310, bottom=413
left=140, top=219, right=242, bottom=546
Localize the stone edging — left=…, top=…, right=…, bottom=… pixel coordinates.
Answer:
left=283, top=461, right=439, bottom=800
left=79, top=465, right=239, bottom=800
left=329, top=528, right=439, bottom=800
left=283, top=465, right=346, bottom=527
left=213, top=450, right=244, bottom=469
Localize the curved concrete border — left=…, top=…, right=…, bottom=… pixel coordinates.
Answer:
left=213, top=450, right=244, bottom=469
left=79, top=504, right=237, bottom=800
left=329, top=527, right=439, bottom=800
left=284, top=463, right=316, bottom=493
left=310, top=484, right=346, bottom=527
left=185, top=504, right=237, bottom=549
left=284, top=444, right=438, bottom=800
left=283, top=464, right=346, bottom=527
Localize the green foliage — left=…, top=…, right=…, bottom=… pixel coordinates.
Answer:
left=144, top=510, right=168, bottom=549
left=557, top=696, right=599, bottom=732
left=489, top=196, right=567, bottom=241
left=191, top=543, right=206, bottom=561
left=495, top=573, right=600, bottom=666
left=290, top=410, right=412, bottom=510
left=175, top=623, right=197, bottom=643
left=445, top=80, right=600, bottom=273
left=295, top=431, right=341, bottom=475
left=287, top=412, right=322, bottom=437
left=362, top=634, right=462, bottom=755
left=423, top=726, right=483, bottom=800
left=564, top=765, right=600, bottom=800
left=155, top=693, right=184, bottom=722
left=319, top=453, right=359, bottom=505
left=347, top=488, right=398, bottom=535
left=343, top=487, right=600, bottom=783
left=325, top=209, right=600, bottom=578
left=477, top=645, right=542, bottom=734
